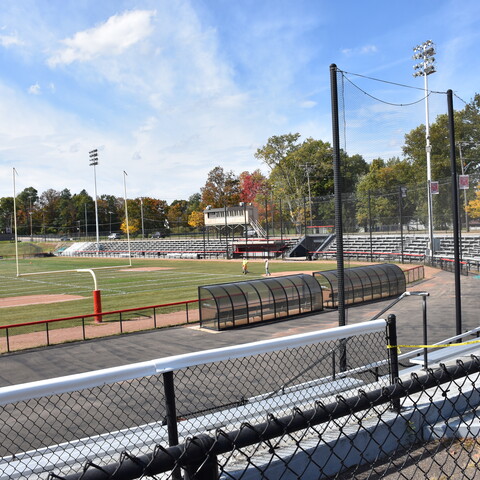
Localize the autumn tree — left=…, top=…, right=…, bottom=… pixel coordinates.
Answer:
left=256, top=134, right=367, bottom=228
left=120, top=218, right=140, bottom=235
left=188, top=210, right=204, bottom=228
left=133, top=197, right=168, bottom=235
left=200, top=166, right=241, bottom=208
left=466, top=187, right=480, bottom=219
left=356, top=158, right=416, bottom=229
left=402, top=93, right=480, bottom=228
left=239, top=169, right=268, bottom=204
left=167, top=200, right=189, bottom=231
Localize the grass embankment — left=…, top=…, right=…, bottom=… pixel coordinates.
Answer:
left=0, top=240, right=55, bottom=257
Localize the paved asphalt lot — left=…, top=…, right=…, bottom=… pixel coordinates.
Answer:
left=0, top=269, right=478, bottom=387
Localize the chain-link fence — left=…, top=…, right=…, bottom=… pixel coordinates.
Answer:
left=0, top=320, right=389, bottom=479
left=3, top=314, right=480, bottom=479
left=47, top=355, right=480, bottom=479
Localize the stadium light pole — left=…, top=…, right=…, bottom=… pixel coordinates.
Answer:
left=89, top=149, right=100, bottom=254
left=413, top=40, right=436, bottom=259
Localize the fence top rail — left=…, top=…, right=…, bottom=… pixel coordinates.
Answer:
left=0, top=299, right=199, bottom=331
left=0, top=319, right=386, bottom=406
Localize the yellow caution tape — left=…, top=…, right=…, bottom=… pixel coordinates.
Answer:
left=387, top=338, right=480, bottom=354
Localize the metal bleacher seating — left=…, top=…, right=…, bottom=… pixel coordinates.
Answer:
left=316, top=233, right=480, bottom=264
left=62, top=238, right=228, bottom=259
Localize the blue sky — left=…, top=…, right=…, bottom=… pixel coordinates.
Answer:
left=0, top=0, right=479, bottom=201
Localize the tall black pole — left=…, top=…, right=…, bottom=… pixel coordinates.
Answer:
left=265, top=197, right=269, bottom=240
left=447, top=89, right=462, bottom=336
left=224, top=204, right=228, bottom=259
left=399, top=187, right=404, bottom=264
left=330, top=64, right=346, bottom=328
left=368, top=191, right=373, bottom=262
left=280, top=198, right=283, bottom=247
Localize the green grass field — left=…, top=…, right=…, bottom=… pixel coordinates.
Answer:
left=0, top=243, right=339, bottom=328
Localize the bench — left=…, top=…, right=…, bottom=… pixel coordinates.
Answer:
left=410, top=342, right=480, bottom=366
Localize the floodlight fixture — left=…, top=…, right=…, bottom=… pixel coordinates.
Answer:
left=89, top=149, right=99, bottom=166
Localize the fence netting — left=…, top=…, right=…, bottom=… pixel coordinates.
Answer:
left=0, top=328, right=388, bottom=479
left=333, top=67, right=479, bottom=236
left=43, top=356, right=480, bottom=480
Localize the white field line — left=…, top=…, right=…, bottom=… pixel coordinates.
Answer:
left=0, top=271, right=258, bottom=300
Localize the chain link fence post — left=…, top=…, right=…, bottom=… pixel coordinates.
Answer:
left=386, top=313, right=401, bottom=412
left=163, top=371, right=182, bottom=480
left=183, top=435, right=219, bottom=480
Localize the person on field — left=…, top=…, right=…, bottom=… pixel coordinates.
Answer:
left=242, top=257, right=249, bottom=274
left=265, top=258, right=271, bottom=276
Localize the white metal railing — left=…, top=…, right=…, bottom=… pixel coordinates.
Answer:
left=0, top=320, right=386, bottom=406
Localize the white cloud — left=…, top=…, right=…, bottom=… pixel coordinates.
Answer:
left=300, top=100, right=317, bottom=109
left=341, top=44, right=378, bottom=57
left=360, top=45, right=378, bottom=54
left=0, top=32, right=22, bottom=47
left=0, top=26, right=23, bottom=47
left=47, top=9, right=156, bottom=66
left=28, top=83, right=41, bottom=95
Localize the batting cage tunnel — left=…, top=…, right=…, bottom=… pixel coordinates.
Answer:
left=313, top=263, right=406, bottom=308
left=198, top=274, right=324, bottom=330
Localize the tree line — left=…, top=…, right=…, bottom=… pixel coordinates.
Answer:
left=1, top=94, right=480, bottom=237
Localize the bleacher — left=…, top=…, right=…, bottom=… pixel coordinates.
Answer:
left=57, top=234, right=480, bottom=264
left=437, top=236, right=480, bottom=259
left=59, top=238, right=229, bottom=259
left=316, top=234, right=419, bottom=262
left=314, top=234, right=480, bottom=263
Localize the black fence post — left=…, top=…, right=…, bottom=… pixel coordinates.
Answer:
left=386, top=313, right=401, bottom=412
left=422, top=294, right=428, bottom=370
left=368, top=191, right=373, bottom=262
left=330, top=64, right=346, bottom=328
left=447, top=89, right=462, bottom=337
left=183, top=435, right=219, bottom=480
left=163, top=371, right=182, bottom=480
left=399, top=186, right=405, bottom=264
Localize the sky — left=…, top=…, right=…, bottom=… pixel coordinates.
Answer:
left=0, top=0, right=479, bottom=202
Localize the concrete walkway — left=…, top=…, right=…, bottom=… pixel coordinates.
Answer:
left=0, top=268, right=478, bottom=387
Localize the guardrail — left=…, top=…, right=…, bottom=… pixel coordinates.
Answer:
left=431, top=256, right=480, bottom=274
left=314, top=249, right=426, bottom=263
left=403, top=265, right=424, bottom=283
left=0, top=299, right=199, bottom=354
